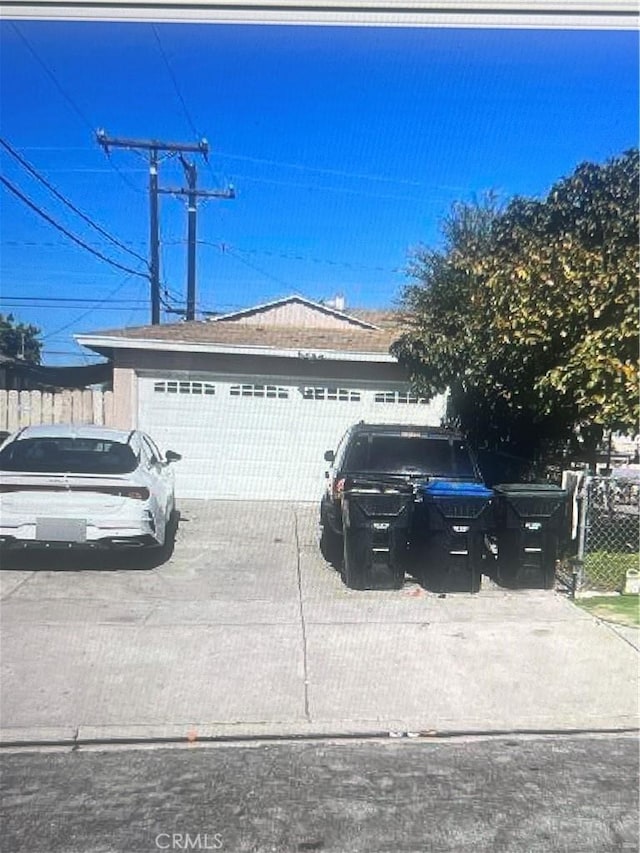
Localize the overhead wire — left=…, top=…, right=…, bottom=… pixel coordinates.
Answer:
left=151, top=25, right=232, bottom=207
left=224, top=246, right=294, bottom=290
left=0, top=137, right=148, bottom=265
left=1, top=295, right=147, bottom=303
left=2, top=237, right=402, bottom=273
left=152, top=25, right=199, bottom=139
left=11, top=22, right=95, bottom=132
left=1, top=176, right=149, bottom=279
left=10, top=22, right=143, bottom=197
left=14, top=145, right=466, bottom=193
left=197, top=240, right=402, bottom=273
left=41, top=272, right=142, bottom=340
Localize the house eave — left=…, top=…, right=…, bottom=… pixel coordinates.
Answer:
left=74, top=334, right=397, bottom=364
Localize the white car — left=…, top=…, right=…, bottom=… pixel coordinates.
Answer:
left=0, top=424, right=181, bottom=551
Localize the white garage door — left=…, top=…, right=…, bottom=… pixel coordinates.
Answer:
left=137, top=374, right=446, bottom=500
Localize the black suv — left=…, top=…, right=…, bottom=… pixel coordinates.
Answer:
left=320, top=422, right=484, bottom=589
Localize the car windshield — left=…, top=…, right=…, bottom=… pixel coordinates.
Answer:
left=344, top=434, right=477, bottom=479
left=0, top=437, right=137, bottom=475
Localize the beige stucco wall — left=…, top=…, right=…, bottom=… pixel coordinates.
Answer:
left=111, top=365, right=137, bottom=428
left=113, top=349, right=406, bottom=384
left=224, top=302, right=367, bottom=329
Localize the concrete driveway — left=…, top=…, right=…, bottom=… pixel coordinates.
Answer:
left=1, top=500, right=637, bottom=745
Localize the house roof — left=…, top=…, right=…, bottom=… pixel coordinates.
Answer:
left=0, top=355, right=112, bottom=389
left=76, top=296, right=406, bottom=362
left=208, top=295, right=379, bottom=329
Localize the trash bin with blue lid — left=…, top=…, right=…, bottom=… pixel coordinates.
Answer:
left=341, top=478, right=415, bottom=590
left=416, top=480, right=494, bottom=593
left=493, top=483, right=568, bottom=589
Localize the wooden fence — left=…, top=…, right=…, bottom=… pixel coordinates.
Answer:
left=0, top=389, right=115, bottom=433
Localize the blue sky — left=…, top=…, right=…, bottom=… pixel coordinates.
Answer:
left=0, top=21, right=637, bottom=364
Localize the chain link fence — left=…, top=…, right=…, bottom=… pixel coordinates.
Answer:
left=569, top=474, right=640, bottom=592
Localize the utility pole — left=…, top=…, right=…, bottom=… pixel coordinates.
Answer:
left=96, top=131, right=209, bottom=325
left=149, top=148, right=160, bottom=324
left=161, top=157, right=235, bottom=321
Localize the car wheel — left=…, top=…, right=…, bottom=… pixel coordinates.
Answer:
left=165, top=508, right=179, bottom=547
left=343, top=529, right=369, bottom=590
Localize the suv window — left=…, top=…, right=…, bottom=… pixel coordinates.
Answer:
left=343, top=434, right=477, bottom=479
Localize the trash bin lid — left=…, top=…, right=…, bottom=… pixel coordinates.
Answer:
left=494, top=483, right=567, bottom=497
left=420, top=480, right=494, bottom=498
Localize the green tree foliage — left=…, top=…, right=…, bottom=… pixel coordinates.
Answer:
left=0, top=314, right=42, bottom=365
left=392, top=150, right=639, bottom=465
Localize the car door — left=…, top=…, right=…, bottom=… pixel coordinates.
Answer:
left=141, top=433, right=174, bottom=517
left=134, top=434, right=167, bottom=538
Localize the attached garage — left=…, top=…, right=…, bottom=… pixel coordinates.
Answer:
left=137, top=373, right=444, bottom=500
left=76, top=296, right=446, bottom=501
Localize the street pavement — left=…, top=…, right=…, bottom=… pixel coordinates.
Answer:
left=1, top=735, right=638, bottom=852
left=0, top=500, right=638, bottom=745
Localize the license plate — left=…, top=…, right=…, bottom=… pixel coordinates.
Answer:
left=36, top=518, right=87, bottom=542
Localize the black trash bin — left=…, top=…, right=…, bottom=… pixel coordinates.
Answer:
left=341, top=479, right=415, bottom=590
left=493, top=483, right=568, bottom=589
left=417, top=481, right=494, bottom=593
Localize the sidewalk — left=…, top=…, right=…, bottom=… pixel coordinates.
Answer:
left=1, top=501, right=637, bottom=746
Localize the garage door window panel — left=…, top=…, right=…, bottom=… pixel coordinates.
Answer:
left=229, top=384, right=289, bottom=399
left=374, top=391, right=427, bottom=405
left=302, top=387, right=361, bottom=402
left=153, top=380, right=215, bottom=395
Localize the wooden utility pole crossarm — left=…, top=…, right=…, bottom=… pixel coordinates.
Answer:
left=96, top=130, right=231, bottom=325
left=159, top=157, right=235, bottom=321
left=96, top=131, right=209, bottom=157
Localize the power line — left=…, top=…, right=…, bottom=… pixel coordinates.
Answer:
left=214, top=150, right=471, bottom=192
left=0, top=175, right=149, bottom=279
left=224, top=247, right=293, bottom=290
left=41, top=272, right=141, bottom=340
left=0, top=137, right=148, bottom=265
left=199, top=241, right=402, bottom=273
left=151, top=26, right=231, bottom=193
left=0, top=303, right=149, bottom=312
left=230, top=172, right=447, bottom=204
left=2, top=240, right=147, bottom=249
left=0, top=296, right=146, bottom=303
left=1, top=236, right=403, bottom=273
left=10, top=22, right=143, bottom=197
left=11, top=22, right=95, bottom=131
left=152, top=25, right=199, bottom=139
left=97, top=131, right=217, bottom=324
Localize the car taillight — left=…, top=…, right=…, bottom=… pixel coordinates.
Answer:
left=0, top=484, right=149, bottom=500
left=120, top=487, right=149, bottom=501
left=332, top=478, right=346, bottom=499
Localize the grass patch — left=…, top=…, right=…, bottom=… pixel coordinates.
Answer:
left=583, top=551, right=639, bottom=592
left=575, top=594, right=640, bottom=627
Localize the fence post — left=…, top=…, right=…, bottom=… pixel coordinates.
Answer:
left=574, top=475, right=590, bottom=594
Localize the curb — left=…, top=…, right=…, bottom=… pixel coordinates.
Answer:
left=3, top=720, right=639, bottom=749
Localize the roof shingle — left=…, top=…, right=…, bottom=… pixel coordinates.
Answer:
left=80, top=304, right=407, bottom=355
